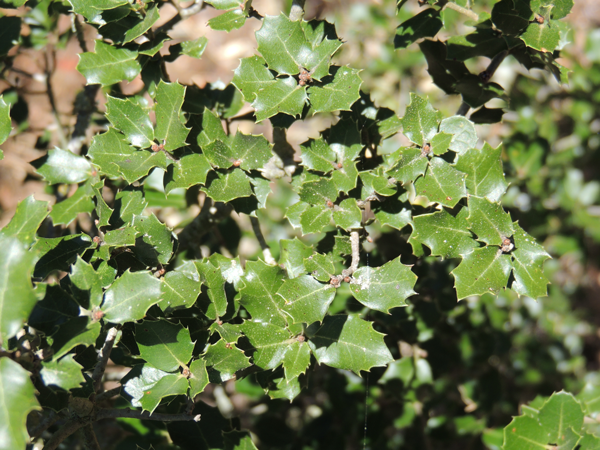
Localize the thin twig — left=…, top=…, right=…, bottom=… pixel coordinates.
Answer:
left=82, top=424, right=100, bottom=450
left=289, top=0, right=306, bottom=21
left=156, top=0, right=205, bottom=35
left=330, top=231, right=361, bottom=286
left=443, top=1, right=478, bottom=21
left=92, top=327, right=119, bottom=394
left=44, top=47, right=68, bottom=149
left=250, top=216, right=276, bottom=265
left=29, top=410, right=63, bottom=441
left=456, top=101, right=470, bottom=116
left=95, top=386, right=122, bottom=402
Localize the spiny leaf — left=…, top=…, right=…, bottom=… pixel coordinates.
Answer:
left=40, top=354, right=85, bottom=391
left=0, top=195, right=49, bottom=245
left=438, top=116, right=477, bottom=155
left=240, top=260, right=288, bottom=327
left=232, top=56, right=275, bottom=103
left=306, top=315, right=394, bottom=375
left=32, top=148, right=92, bottom=185
left=201, top=169, right=253, bottom=202
left=466, top=196, right=514, bottom=246
left=414, top=157, right=467, bottom=208
left=452, top=246, right=511, bottom=300
left=252, top=76, right=307, bottom=121
left=101, top=270, right=162, bottom=323
left=135, top=320, right=194, bottom=372
left=308, top=66, right=362, bottom=114
left=400, top=93, right=442, bottom=146
left=241, top=321, right=292, bottom=370
left=77, top=40, right=141, bottom=86
left=106, top=96, right=154, bottom=148
left=510, top=223, right=551, bottom=298
left=453, top=143, right=508, bottom=202
left=350, top=257, right=417, bottom=313
left=277, top=275, right=336, bottom=324
left=203, top=339, right=251, bottom=382
left=154, top=80, right=190, bottom=152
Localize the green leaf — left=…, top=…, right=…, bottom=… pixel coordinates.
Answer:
left=308, top=66, right=362, bottom=114
left=0, top=96, right=11, bottom=145
left=350, top=257, right=417, bottom=313
left=189, top=359, right=209, bottom=397
left=77, top=40, right=141, bottom=86
left=455, top=76, right=505, bottom=109
left=279, top=238, right=312, bottom=278
left=159, top=261, right=202, bottom=311
left=452, top=246, right=512, bottom=300
left=196, top=108, right=228, bottom=147
left=429, top=132, right=453, bottom=155
left=139, top=374, right=189, bottom=414
left=0, top=195, right=49, bottom=244
left=123, top=365, right=169, bottom=408
left=101, top=270, right=162, bottom=323
left=223, top=430, right=259, bottom=450
left=135, top=320, right=194, bottom=372
left=521, top=20, right=560, bottom=53
left=232, top=56, right=275, bottom=103
left=50, top=180, right=95, bottom=226
left=201, top=169, right=253, bottom=202
left=33, top=234, right=92, bottom=279
left=300, top=20, right=343, bottom=80
left=299, top=178, right=338, bottom=205
left=241, top=321, right=292, bottom=370
left=231, top=132, right=274, bottom=171
left=386, top=148, right=428, bottom=185
left=154, top=81, right=190, bottom=152
left=491, top=0, right=532, bottom=35
left=400, top=94, right=442, bottom=146
left=447, top=27, right=512, bottom=61
left=181, top=36, right=208, bottom=59
left=577, top=383, right=600, bottom=416
left=0, top=236, right=38, bottom=345
left=409, top=208, right=477, bottom=259
left=51, top=318, right=102, bottom=359
left=332, top=198, right=362, bottom=231
left=103, top=226, right=137, bottom=247
left=300, top=138, right=337, bottom=173
left=240, top=260, right=288, bottom=327
left=111, top=187, right=147, bottom=226
left=394, top=8, right=442, bottom=49
left=203, top=140, right=234, bottom=169
left=206, top=0, right=243, bottom=9
left=203, top=340, right=251, bottom=382
left=453, top=143, right=507, bottom=202
left=285, top=201, right=309, bottom=229
left=510, top=223, right=551, bottom=298
left=164, top=153, right=212, bottom=194
left=253, top=77, right=307, bottom=121
left=208, top=9, right=246, bottom=31
left=414, top=157, right=467, bottom=208
left=0, top=358, right=40, bottom=450
left=69, top=256, right=103, bottom=309
left=304, top=253, right=335, bottom=282
left=210, top=322, right=242, bottom=343
left=196, top=259, right=228, bottom=319
left=262, top=372, right=303, bottom=401
left=277, top=275, right=336, bottom=324
left=255, top=14, right=308, bottom=75
left=332, top=160, right=359, bottom=194
left=32, top=148, right=92, bottom=185
left=467, top=196, right=514, bottom=246
left=373, top=195, right=412, bottom=230
left=306, top=315, right=394, bottom=374
left=88, top=128, right=134, bottom=179
left=282, top=340, right=311, bottom=380
left=132, top=213, right=174, bottom=265
left=106, top=96, right=154, bottom=148
left=539, top=391, right=584, bottom=444
left=300, top=204, right=333, bottom=235
left=438, top=116, right=477, bottom=155
left=40, top=354, right=85, bottom=391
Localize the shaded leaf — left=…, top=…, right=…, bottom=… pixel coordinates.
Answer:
left=33, top=234, right=93, bottom=279
left=394, top=8, right=442, bottom=49
left=50, top=180, right=95, bottom=226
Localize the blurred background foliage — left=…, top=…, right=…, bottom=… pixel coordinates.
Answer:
left=1, top=0, right=600, bottom=449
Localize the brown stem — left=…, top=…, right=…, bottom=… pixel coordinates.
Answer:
left=92, top=327, right=119, bottom=394
left=82, top=424, right=100, bottom=450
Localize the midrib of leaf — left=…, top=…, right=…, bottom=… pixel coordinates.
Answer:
left=310, top=207, right=331, bottom=224
left=512, top=253, right=537, bottom=284
left=514, top=435, right=547, bottom=448
left=104, top=288, right=147, bottom=314
left=146, top=327, right=188, bottom=367
left=113, top=104, right=152, bottom=144
left=475, top=206, right=505, bottom=241
left=416, top=111, right=427, bottom=145
left=251, top=274, right=288, bottom=324
left=55, top=194, right=91, bottom=216
left=265, top=86, right=304, bottom=115
left=274, top=29, right=302, bottom=68
left=477, top=249, right=505, bottom=280
left=313, top=333, right=369, bottom=354
left=282, top=283, right=332, bottom=306
left=427, top=163, right=452, bottom=197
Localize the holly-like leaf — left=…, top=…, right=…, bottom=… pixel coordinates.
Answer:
left=429, top=132, right=453, bottom=155
left=189, top=359, right=209, bottom=398
left=373, top=195, right=412, bottom=230
left=159, top=261, right=202, bottom=311
left=255, top=14, right=309, bottom=75
left=196, top=259, right=228, bottom=320
left=223, top=430, right=259, bottom=450
left=240, top=260, right=288, bottom=327
left=203, top=340, right=251, bottom=382
left=300, top=204, right=333, bottom=235
left=201, top=169, right=253, bottom=202
left=452, top=246, right=512, bottom=300
left=304, top=253, right=335, bottom=282
left=491, top=0, right=532, bottom=36
left=50, top=180, right=95, bottom=226
left=521, top=20, right=560, bottom=53
left=332, top=160, right=359, bottom=194
left=154, top=80, right=190, bottom=151
left=241, top=321, right=292, bottom=370
left=40, top=354, right=85, bottom=391
left=300, top=138, right=337, bottom=173
left=438, top=116, right=477, bottom=155
left=0, top=195, right=49, bottom=244
left=447, top=27, right=512, bottom=61
left=205, top=0, right=242, bottom=9
left=252, top=76, right=307, bottom=121
left=69, top=256, right=103, bottom=309
left=350, top=257, right=417, bottom=313
left=139, top=374, right=189, bottom=414
left=33, top=234, right=93, bottom=279
left=282, top=340, right=311, bottom=380
left=0, top=96, right=11, bottom=145
left=0, top=358, right=40, bottom=450
left=307, top=315, right=394, bottom=374
left=103, top=226, right=136, bottom=247
left=299, top=178, right=337, bottom=205
left=132, top=213, right=173, bottom=266
left=455, top=75, right=505, bottom=109
left=400, top=94, right=442, bottom=146
left=453, top=143, right=507, bottom=202
left=106, top=96, right=154, bottom=148
left=414, top=157, right=467, bottom=208
left=232, top=56, right=275, bottom=103
left=511, top=223, right=551, bottom=298
left=0, top=236, right=38, bottom=346
left=164, top=153, right=212, bottom=194
left=208, top=9, right=246, bottom=32
left=196, top=108, right=228, bottom=147
left=111, top=187, right=147, bottom=227
left=394, top=8, right=442, bottom=49
left=361, top=171, right=397, bottom=197
left=181, top=35, right=208, bottom=59
left=105, top=4, right=160, bottom=44
left=230, top=132, right=274, bottom=171
left=77, top=40, right=141, bottom=86
left=32, top=148, right=92, bottom=185
left=279, top=238, right=312, bottom=278
left=386, top=148, right=428, bottom=185
left=285, top=201, right=309, bottom=229
left=332, top=198, right=362, bottom=231
left=467, top=196, right=514, bottom=246
left=409, top=208, right=477, bottom=259
left=277, top=275, right=336, bottom=324
left=123, top=365, right=170, bottom=408
left=101, top=270, right=162, bottom=323
left=204, top=140, right=235, bottom=169
left=308, top=66, right=362, bottom=114
left=135, top=320, right=194, bottom=372
left=50, top=317, right=101, bottom=359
